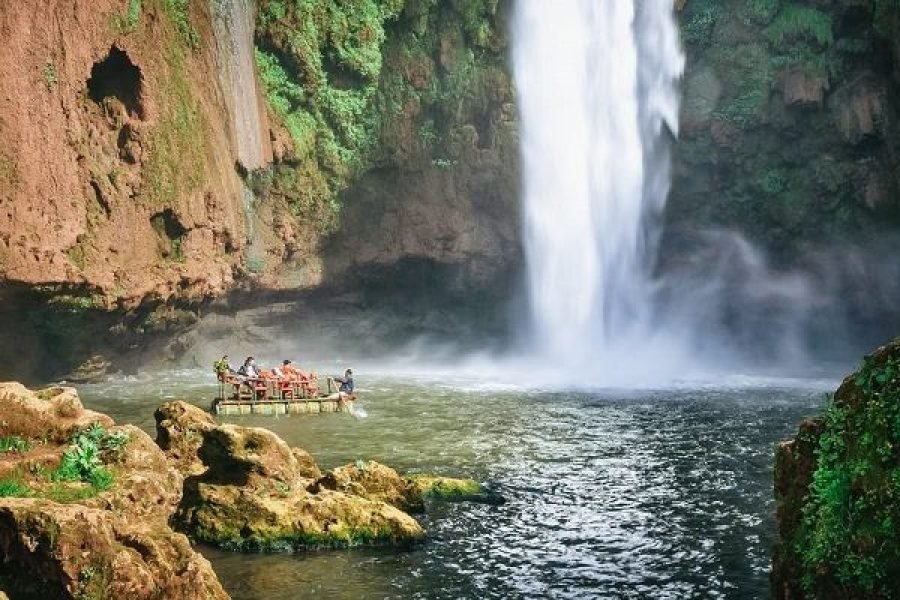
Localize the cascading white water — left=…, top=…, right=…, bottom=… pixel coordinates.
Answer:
left=513, top=0, right=684, bottom=369
left=211, top=0, right=265, bottom=170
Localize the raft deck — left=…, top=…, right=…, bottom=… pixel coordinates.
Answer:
left=212, top=396, right=354, bottom=416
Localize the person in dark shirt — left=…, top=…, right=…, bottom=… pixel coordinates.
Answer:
left=327, top=368, right=355, bottom=400
left=336, top=368, right=353, bottom=393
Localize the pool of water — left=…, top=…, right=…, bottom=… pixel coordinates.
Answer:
left=77, top=370, right=830, bottom=599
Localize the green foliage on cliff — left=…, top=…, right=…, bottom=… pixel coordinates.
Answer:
left=112, top=0, right=142, bottom=34
left=767, top=5, right=833, bottom=48
left=795, top=347, right=900, bottom=595
left=144, top=45, right=205, bottom=206
left=161, top=0, right=199, bottom=49
left=253, top=0, right=509, bottom=245
left=681, top=0, right=721, bottom=46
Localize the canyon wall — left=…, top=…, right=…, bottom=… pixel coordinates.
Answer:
left=1, top=0, right=899, bottom=379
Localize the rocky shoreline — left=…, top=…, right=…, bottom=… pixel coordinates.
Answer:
left=0, top=384, right=492, bottom=599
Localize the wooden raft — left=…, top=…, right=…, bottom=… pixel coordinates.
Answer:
left=212, top=397, right=353, bottom=416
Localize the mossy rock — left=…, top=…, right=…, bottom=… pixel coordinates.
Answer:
left=773, top=338, right=900, bottom=598
left=405, top=475, right=502, bottom=505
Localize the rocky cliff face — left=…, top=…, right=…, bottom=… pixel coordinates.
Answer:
left=2, top=0, right=899, bottom=379
left=772, top=338, right=900, bottom=598
left=671, top=0, right=900, bottom=259
left=0, top=0, right=253, bottom=304
left=251, top=0, right=519, bottom=296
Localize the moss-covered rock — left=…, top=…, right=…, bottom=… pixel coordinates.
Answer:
left=177, top=482, right=423, bottom=551
left=0, top=499, right=228, bottom=600
left=672, top=0, right=900, bottom=260
left=772, top=338, right=900, bottom=598
left=158, top=403, right=424, bottom=550
left=0, top=385, right=225, bottom=599
left=405, top=475, right=504, bottom=507
left=314, top=461, right=502, bottom=513
left=315, top=460, right=420, bottom=512
left=0, top=383, right=113, bottom=444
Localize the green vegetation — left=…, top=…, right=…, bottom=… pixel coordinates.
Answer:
left=42, top=62, right=58, bottom=90
left=794, top=349, right=900, bottom=595
left=0, top=479, right=30, bottom=498
left=112, top=0, right=142, bottom=34
left=143, top=44, right=205, bottom=206
left=53, top=424, right=128, bottom=492
left=681, top=0, right=721, bottom=46
left=0, top=425, right=129, bottom=502
left=161, top=0, right=199, bottom=49
left=712, top=43, right=773, bottom=127
left=253, top=0, right=507, bottom=234
left=742, top=0, right=780, bottom=25
left=0, top=435, right=30, bottom=454
left=757, top=168, right=788, bottom=195
left=767, top=5, right=832, bottom=48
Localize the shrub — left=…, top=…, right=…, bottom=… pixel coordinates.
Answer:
left=795, top=351, right=900, bottom=595
left=768, top=5, right=833, bottom=48
left=0, top=479, right=30, bottom=498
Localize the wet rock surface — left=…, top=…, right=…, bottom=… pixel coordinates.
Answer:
left=155, top=401, right=494, bottom=552
left=156, top=402, right=425, bottom=550
left=0, top=385, right=226, bottom=600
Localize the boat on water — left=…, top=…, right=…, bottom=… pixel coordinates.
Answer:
left=211, top=375, right=356, bottom=416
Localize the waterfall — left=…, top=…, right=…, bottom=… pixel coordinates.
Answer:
left=513, top=0, right=684, bottom=370
left=210, top=0, right=265, bottom=170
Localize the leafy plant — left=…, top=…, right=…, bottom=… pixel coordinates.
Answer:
left=52, top=423, right=128, bottom=485
left=0, top=479, right=30, bottom=498
left=0, top=435, right=30, bottom=454
left=795, top=351, right=900, bottom=595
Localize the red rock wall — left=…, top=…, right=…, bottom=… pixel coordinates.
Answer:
left=0, top=0, right=251, bottom=305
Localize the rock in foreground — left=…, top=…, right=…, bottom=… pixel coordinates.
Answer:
left=0, top=384, right=227, bottom=600
left=155, top=402, right=424, bottom=550
left=0, top=499, right=227, bottom=600
left=772, top=339, right=900, bottom=598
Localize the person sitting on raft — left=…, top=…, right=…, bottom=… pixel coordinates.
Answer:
left=326, top=368, right=355, bottom=401
left=236, top=356, right=262, bottom=394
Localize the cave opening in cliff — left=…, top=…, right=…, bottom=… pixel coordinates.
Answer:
left=150, top=209, right=187, bottom=259
left=87, top=46, right=144, bottom=119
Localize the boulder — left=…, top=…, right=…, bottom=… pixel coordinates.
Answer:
left=0, top=385, right=227, bottom=599
left=154, top=401, right=217, bottom=476
left=0, top=499, right=227, bottom=600
left=314, top=463, right=498, bottom=513
left=315, top=461, right=420, bottom=513
left=176, top=483, right=423, bottom=551
left=0, top=383, right=113, bottom=443
left=405, top=475, right=497, bottom=505
left=162, top=412, right=423, bottom=550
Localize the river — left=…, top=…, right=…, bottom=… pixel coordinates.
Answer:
left=76, top=369, right=833, bottom=599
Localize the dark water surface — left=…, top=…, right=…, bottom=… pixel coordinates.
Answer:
left=78, top=372, right=829, bottom=599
